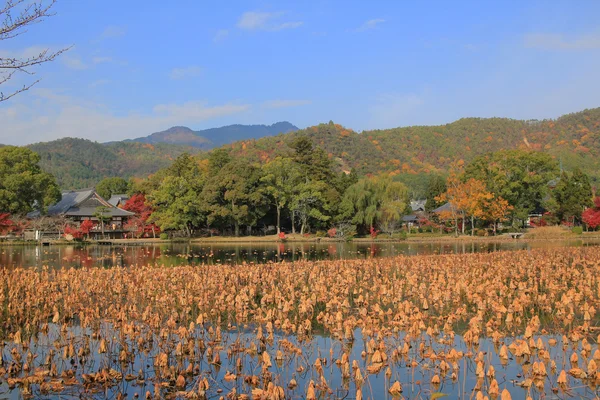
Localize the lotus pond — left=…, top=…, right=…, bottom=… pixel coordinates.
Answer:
left=0, top=244, right=599, bottom=399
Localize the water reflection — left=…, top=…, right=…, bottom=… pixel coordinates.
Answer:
left=0, top=239, right=599, bottom=269
left=1, top=323, right=597, bottom=400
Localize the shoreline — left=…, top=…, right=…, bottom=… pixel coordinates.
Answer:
left=2, top=232, right=599, bottom=246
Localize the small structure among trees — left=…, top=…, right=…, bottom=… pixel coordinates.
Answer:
left=29, top=188, right=135, bottom=239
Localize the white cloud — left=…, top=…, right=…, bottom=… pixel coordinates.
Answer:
left=524, top=33, right=600, bottom=50
left=0, top=90, right=251, bottom=145
left=169, top=66, right=202, bottom=80
left=356, top=19, right=385, bottom=32
left=62, top=56, right=87, bottom=70
left=237, top=11, right=303, bottom=31
left=214, top=29, right=229, bottom=42
left=101, top=25, right=126, bottom=39
left=238, top=11, right=274, bottom=30
left=262, top=99, right=311, bottom=109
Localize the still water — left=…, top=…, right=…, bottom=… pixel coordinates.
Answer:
left=1, top=239, right=599, bottom=268
left=0, top=243, right=599, bottom=399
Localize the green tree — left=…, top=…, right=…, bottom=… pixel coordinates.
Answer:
left=261, top=157, right=302, bottom=234
left=287, top=136, right=340, bottom=233
left=551, top=168, right=593, bottom=224
left=339, top=175, right=409, bottom=234
left=0, top=146, right=61, bottom=215
left=291, top=136, right=335, bottom=182
left=208, top=148, right=232, bottom=175
left=464, top=150, right=559, bottom=226
left=203, top=160, right=267, bottom=236
left=147, top=153, right=206, bottom=236
left=96, top=177, right=130, bottom=200
left=425, top=174, right=447, bottom=212
left=149, top=176, right=205, bottom=236
left=290, top=180, right=332, bottom=235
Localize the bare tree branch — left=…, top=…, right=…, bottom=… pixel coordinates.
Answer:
left=0, top=0, right=70, bottom=102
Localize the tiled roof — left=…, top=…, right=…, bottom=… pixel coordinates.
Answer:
left=47, top=188, right=95, bottom=216
left=41, top=189, right=134, bottom=218
left=108, top=194, right=129, bottom=207
left=65, top=207, right=134, bottom=217
left=410, top=199, right=427, bottom=212
left=432, top=202, right=457, bottom=213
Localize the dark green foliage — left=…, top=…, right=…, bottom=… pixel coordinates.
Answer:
left=96, top=177, right=130, bottom=199
left=550, top=168, right=593, bottom=224
left=147, top=153, right=205, bottom=237
left=424, top=174, right=447, bottom=211
left=0, top=146, right=61, bottom=215
left=202, top=159, right=267, bottom=236
left=28, top=138, right=200, bottom=189
left=208, top=148, right=232, bottom=175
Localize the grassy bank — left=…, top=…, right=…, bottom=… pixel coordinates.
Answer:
left=2, top=228, right=599, bottom=246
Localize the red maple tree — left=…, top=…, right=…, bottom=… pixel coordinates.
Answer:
left=582, top=197, right=600, bottom=229
left=122, top=194, right=160, bottom=238
left=0, top=213, right=14, bottom=234
left=64, top=224, right=84, bottom=240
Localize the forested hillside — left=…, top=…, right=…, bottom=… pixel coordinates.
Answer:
left=21, top=107, right=600, bottom=190
left=217, top=108, right=600, bottom=185
left=28, top=138, right=200, bottom=189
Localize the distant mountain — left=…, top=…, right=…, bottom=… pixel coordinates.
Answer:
left=129, top=126, right=212, bottom=148
left=127, top=121, right=298, bottom=149
left=28, top=138, right=200, bottom=189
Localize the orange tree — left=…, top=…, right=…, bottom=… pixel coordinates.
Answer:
left=437, top=168, right=512, bottom=235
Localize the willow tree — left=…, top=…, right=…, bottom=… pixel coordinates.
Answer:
left=339, top=175, right=409, bottom=234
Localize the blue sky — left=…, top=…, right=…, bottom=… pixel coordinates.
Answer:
left=1, top=0, right=600, bottom=145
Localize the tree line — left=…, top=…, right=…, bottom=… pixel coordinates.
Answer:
left=1, top=142, right=599, bottom=239
left=429, top=150, right=597, bottom=234
left=133, top=137, right=388, bottom=237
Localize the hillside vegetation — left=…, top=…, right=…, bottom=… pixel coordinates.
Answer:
left=22, top=108, right=600, bottom=190
left=28, top=138, right=200, bottom=189
left=216, top=108, right=600, bottom=184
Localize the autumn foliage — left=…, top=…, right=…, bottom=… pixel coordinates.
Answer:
left=436, top=171, right=512, bottom=234
left=0, top=213, right=14, bottom=234
left=63, top=225, right=83, bottom=240
left=122, top=193, right=160, bottom=238
left=582, top=196, right=600, bottom=228
left=0, top=213, right=29, bottom=235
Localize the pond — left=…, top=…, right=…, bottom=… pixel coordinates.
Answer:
left=1, top=238, right=600, bottom=268
left=0, top=247, right=599, bottom=399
